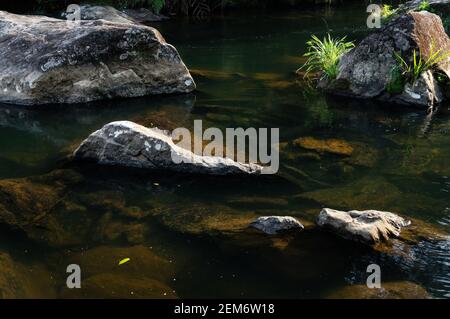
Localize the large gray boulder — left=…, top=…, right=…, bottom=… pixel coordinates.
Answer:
left=328, top=11, right=450, bottom=108
left=0, top=11, right=195, bottom=105
left=73, top=121, right=263, bottom=175
left=316, top=208, right=411, bottom=244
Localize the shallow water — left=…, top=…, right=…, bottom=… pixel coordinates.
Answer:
left=0, top=4, right=449, bottom=298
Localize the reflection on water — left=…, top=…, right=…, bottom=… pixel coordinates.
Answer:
left=0, top=4, right=449, bottom=298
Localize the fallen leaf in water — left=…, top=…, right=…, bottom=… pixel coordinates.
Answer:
left=118, top=258, right=131, bottom=265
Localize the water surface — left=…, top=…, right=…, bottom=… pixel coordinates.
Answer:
left=0, top=4, right=449, bottom=298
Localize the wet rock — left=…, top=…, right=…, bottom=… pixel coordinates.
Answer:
left=249, top=216, right=304, bottom=235
left=328, top=11, right=450, bottom=107
left=0, top=11, right=195, bottom=105
left=316, top=208, right=411, bottom=244
left=73, top=121, right=263, bottom=175
left=326, top=281, right=431, bottom=299
left=0, top=251, right=56, bottom=298
left=397, top=70, right=444, bottom=106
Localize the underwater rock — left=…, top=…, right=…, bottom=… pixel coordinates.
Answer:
left=73, top=121, right=263, bottom=175
left=0, top=11, right=195, bottom=105
left=316, top=208, right=411, bottom=244
left=249, top=216, right=304, bottom=235
left=0, top=170, right=91, bottom=247
left=61, top=246, right=177, bottom=298
left=293, top=137, right=354, bottom=156
left=0, top=251, right=56, bottom=298
left=65, top=245, right=174, bottom=282
left=63, top=273, right=176, bottom=299
left=326, top=281, right=431, bottom=299
left=296, top=175, right=447, bottom=214
left=328, top=11, right=450, bottom=107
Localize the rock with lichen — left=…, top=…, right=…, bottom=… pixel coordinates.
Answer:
left=316, top=208, right=411, bottom=244
left=73, top=121, right=263, bottom=175
left=249, top=216, right=304, bottom=235
left=0, top=10, right=195, bottom=105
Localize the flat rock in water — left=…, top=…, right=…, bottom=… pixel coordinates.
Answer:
left=316, top=208, right=411, bottom=244
left=73, top=121, right=263, bottom=175
left=250, top=216, right=304, bottom=235
left=0, top=11, right=195, bottom=105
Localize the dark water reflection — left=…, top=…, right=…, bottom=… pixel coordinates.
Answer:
left=0, top=4, right=449, bottom=298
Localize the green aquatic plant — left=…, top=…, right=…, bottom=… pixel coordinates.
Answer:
left=299, top=34, right=355, bottom=80
left=417, top=1, right=431, bottom=11
left=394, top=43, right=450, bottom=84
left=381, top=4, right=398, bottom=22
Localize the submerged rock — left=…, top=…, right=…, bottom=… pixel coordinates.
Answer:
left=0, top=251, right=56, bottom=298
left=62, top=245, right=176, bottom=298
left=327, top=281, right=431, bottom=299
left=249, top=216, right=304, bottom=235
left=73, top=121, right=263, bottom=175
left=293, top=137, right=354, bottom=156
left=0, top=11, right=195, bottom=105
left=316, top=208, right=411, bottom=244
left=328, top=11, right=450, bottom=107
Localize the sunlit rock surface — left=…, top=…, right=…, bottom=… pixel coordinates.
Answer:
left=316, top=208, right=411, bottom=244
left=73, top=121, right=263, bottom=175
left=0, top=11, right=195, bottom=105
left=328, top=11, right=450, bottom=107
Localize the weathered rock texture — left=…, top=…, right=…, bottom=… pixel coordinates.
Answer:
left=73, top=121, right=263, bottom=175
left=250, top=216, right=304, bottom=235
left=316, top=208, right=411, bottom=244
left=0, top=11, right=195, bottom=105
left=328, top=11, right=450, bottom=107
left=62, top=5, right=168, bottom=24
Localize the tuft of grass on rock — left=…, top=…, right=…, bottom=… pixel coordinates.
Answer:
left=298, top=33, right=354, bottom=81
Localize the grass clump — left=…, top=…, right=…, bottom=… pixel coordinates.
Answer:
left=394, top=42, right=450, bottom=84
left=417, top=1, right=431, bottom=11
left=381, top=4, right=398, bottom=22
left=298, top=34, right=354, bottom=81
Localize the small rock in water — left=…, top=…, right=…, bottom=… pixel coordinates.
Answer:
left=250, top=216, right=304, bottom=235
left=317, top=208, right=411, bottom=244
